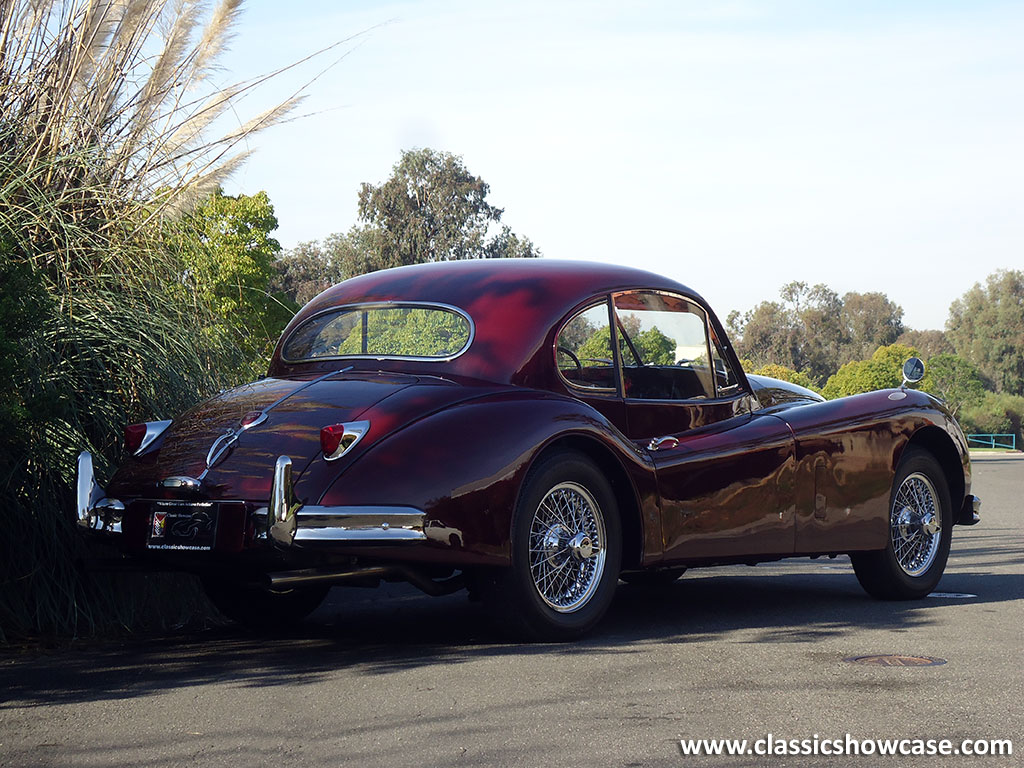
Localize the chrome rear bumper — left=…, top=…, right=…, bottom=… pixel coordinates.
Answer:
left=75, top=451, right=426, bottom=546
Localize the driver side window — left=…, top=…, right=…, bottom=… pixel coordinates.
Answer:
left=612, top=291, right=715, bottom=400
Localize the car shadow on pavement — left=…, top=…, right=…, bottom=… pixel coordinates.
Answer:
left=1, top=562, right=1019, bottom=710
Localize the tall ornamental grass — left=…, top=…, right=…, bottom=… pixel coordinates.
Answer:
left=0, top=0, right=309, bottom=641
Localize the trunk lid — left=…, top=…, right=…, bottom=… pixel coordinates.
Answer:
left=109, top=371, right=417, bottom=500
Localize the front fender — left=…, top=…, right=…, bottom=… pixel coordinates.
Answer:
left=317, top=391, right=652, bottom=566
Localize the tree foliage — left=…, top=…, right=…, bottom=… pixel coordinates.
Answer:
left=275, top=149, right=542, bottom=297
left=921, top=353, right=986, bottom=417
left=576, top=323, right=675, bottom=365
left=752, top=364, right=819, bottom=392
left=822, top=344, right=919, bottom=400
left=727, top=282, right=904, bottom=385
left=959, top=392, right=1024, bottom=444
left=354, top=148, right=540, bottom=269
left=273, top=238, right=349, bottom=307
left=946, top=269, right=1024, bottom=396
left=172, top=189, right=291, bottom=361
left=897, top=329, right=952, bottom=360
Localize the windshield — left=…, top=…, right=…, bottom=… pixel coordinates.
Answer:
left=282, top=303, right=473, bottom=362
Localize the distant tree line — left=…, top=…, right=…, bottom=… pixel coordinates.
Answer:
left=728, top=271, right=1024, bottom=442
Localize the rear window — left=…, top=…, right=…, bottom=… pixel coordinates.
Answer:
left=282, top=303, right=473, bottom=362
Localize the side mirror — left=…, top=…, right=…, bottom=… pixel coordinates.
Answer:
left=902, top=357, right=925, bottom=388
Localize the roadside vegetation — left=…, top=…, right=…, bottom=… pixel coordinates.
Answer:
left=0, top=0, right=314, bottom=642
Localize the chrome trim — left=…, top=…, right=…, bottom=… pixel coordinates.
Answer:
left=76, top=452, right=124, bottom=533
left=967, top=494, right=982, bottom=525
left=201, top=369, right=351, bottom=478
left=648, top=436, right=680, bottom=451
left=323, top=420, right=370, bottom=461
left=280, top=301, right=475, bottom=364
left=269, top=456, right=300, bottom=545
left=77, top=452, right=99, bottom=524
left=241, top=411, right=268, bottom=429
left=554, top=298, right=618, bottom=394
left=264, top=454, right=426, bottom=545
left=293, top=506, right=426, bottom=542
left=204, top=430, right=236, bottom=470
left=161, top=476, right=202, bottom=491
left=255, top=367, right=351, bottom=415
left=134, top=420, right=172, bottom=456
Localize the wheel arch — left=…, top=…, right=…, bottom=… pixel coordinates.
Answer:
left=904, top=425, right=965, bottom=511
left=529, top=434, right=645, bottom=571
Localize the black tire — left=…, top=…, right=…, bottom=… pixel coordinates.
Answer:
left=851, top=448, right=952, bottom=600
left=483, top=451, right=621, bottom=641
left=202, top=576, right=329, bottom=629
left=620, top=567, right=686, bottom=587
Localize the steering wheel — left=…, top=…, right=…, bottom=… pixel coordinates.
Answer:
left=557, top=346, right=583, bottom=373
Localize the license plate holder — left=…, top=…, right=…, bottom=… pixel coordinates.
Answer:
left=147, top=500, right=218, bottom=551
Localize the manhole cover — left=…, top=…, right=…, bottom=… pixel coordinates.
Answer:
left=844, top=654, right=947, bottom=667
left=927, top=592, right=977, bottom=599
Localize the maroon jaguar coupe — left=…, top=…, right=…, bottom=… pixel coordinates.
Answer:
left=77, top=259, right=980, bottom=640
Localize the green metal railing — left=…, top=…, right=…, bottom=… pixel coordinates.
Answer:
left=967, top=433, right=1017, bottom=450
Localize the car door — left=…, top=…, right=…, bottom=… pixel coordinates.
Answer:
left=611, top=290, right=798, bottom=562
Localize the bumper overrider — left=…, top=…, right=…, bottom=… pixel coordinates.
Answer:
left=958, top=494, right=982, bottom=526
left=76, top=452, right=427, bottom=546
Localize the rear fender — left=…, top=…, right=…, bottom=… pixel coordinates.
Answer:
left=317, top=391, right=654, bottom=566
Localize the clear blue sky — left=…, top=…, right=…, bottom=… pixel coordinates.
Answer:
left=218, top=0, right=1024, bottom=331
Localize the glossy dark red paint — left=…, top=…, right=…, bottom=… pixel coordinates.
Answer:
left=97, top=259, right=971, bottom=584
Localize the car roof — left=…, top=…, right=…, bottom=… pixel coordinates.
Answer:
left=269, top=259, right=706, bottom=385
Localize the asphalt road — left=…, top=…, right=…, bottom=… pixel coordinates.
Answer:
left=1, top=455, right=1021, bottom=768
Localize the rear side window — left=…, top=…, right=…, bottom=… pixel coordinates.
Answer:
left=556, top=301, right=617, bottom=391
left=283, top=303, right=472, bottom=362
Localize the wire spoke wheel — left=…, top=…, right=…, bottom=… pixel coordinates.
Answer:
left=890, top=472, right=942, bottom=577
left=528, top=482, right=607, bottom=612
left=851, top=448, right=953, bottom=601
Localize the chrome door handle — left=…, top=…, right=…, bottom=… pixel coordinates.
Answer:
left=648, top=436, right=679, bottom=451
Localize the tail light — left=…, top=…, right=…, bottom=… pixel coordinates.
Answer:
left=124, top=419, right=172, bottom=456
left=320, top=420, right=370, bottom=461
left=240, top=410, right=266, bottom=429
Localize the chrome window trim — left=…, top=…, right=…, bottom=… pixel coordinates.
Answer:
left=553, top=296, right=619, bottom=394
left=610, top=289, right=749, bottom=405
left=281, top=301, right=475, bottom=364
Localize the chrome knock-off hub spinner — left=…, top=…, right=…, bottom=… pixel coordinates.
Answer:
left=569, top=532, right=594, bottom=561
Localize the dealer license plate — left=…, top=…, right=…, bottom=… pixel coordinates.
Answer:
left=147, top=500, right=218, bottom=551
